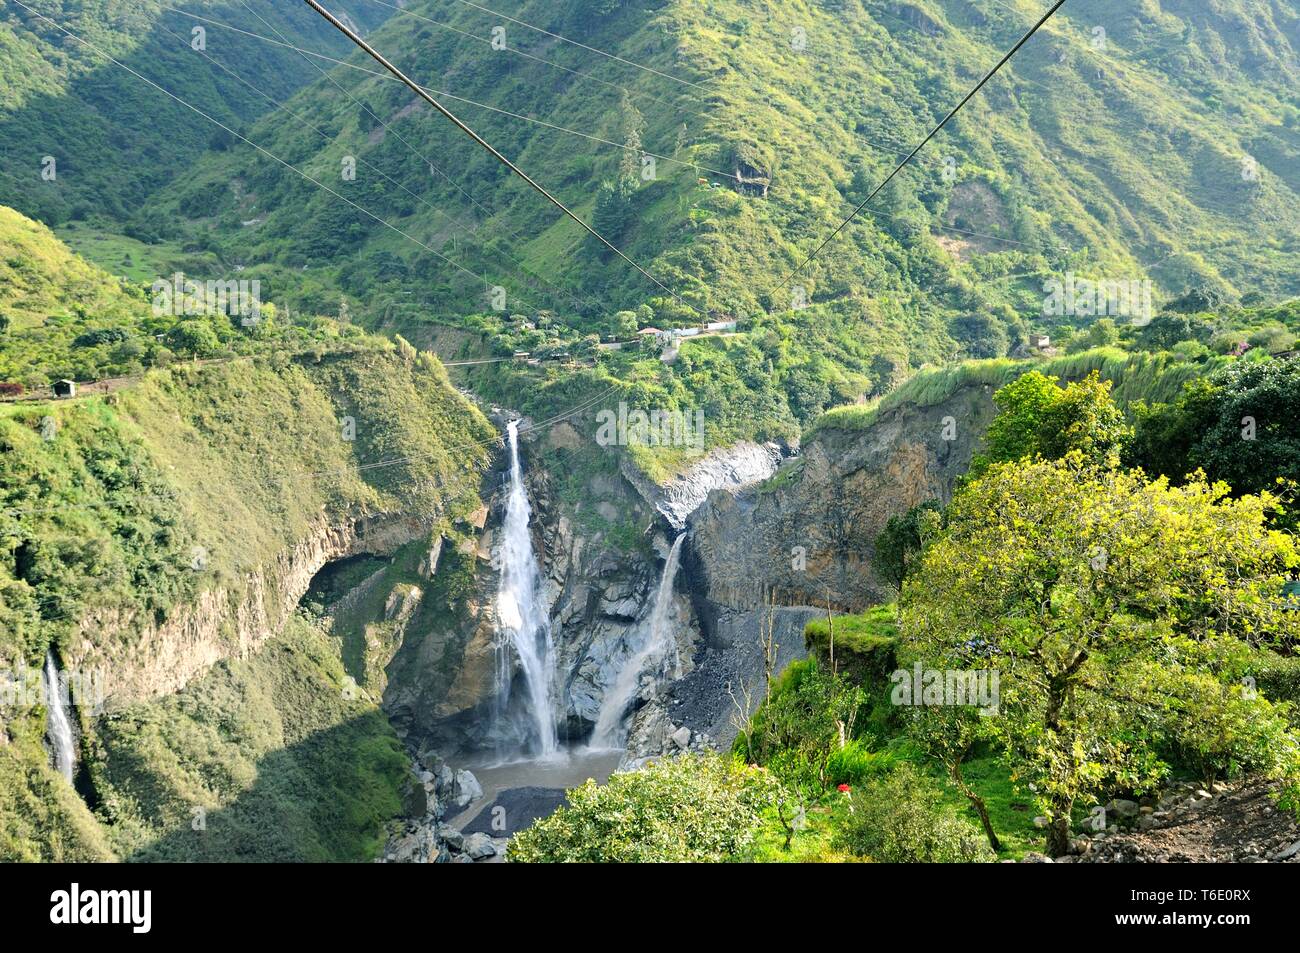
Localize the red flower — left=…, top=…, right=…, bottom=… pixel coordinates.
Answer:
left=837, top=784, right=852, bottom=793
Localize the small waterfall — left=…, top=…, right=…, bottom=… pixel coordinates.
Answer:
left=43, top=651, right=74, bottom=783
left=592, top=533, right=686, bottom=749
left=494, top=420, right=559, bottom=757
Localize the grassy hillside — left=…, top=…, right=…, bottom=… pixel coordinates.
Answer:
left=129, top=0, right=1299, bottom=323
left=0, top=340, right=494, bottom=861
left=0, top=0, right=393, bottom=229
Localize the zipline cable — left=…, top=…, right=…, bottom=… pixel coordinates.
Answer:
left=773, top=0, right=1067, bottom=293
left=302, top=0, right=681, bottom=304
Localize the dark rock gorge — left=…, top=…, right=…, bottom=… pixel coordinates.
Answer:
left=370, top=379, right=997, bottom=771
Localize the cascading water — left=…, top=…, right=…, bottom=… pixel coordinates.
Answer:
left=43, top=651, right=74, bottom=783
left=494, top=420, right=559, bottom=757
left=591, top=533, right=686, bottom=749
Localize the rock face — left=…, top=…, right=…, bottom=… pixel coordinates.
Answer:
left=64, top=512, right=435, bottom=710
left=689, top=384, right=997, bottom=612
left=383, top=419, right=702, bottom=755
left=619, top=440, right=783, bottom=529
left=386, top=382, right=995, bottom=764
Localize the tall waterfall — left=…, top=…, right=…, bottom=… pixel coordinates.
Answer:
left=495, top=420, right=559, bottom=757
left=592, top=534, right=686, bottom=749
left=43, top=651, right=74, bottom=783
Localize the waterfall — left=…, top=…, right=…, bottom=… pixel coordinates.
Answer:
left=494, top=420, right=559, bottom=757
left=592, top=533, right=686, bottom=749
left=43, top=651, right=74, bottom=783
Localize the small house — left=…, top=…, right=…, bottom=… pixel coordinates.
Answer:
left=1029, top=334, right=1051, bottom=350
left=53, top=380, right=76, bottom=399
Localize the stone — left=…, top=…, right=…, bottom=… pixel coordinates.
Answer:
left=1107, top=798, right=1139, bottom=818
left=1069, top=838, right=1092, bottom=856
left=671, top=726, right=692, bottom=749
left=1270, top=840, right=1300, bottom=861
left=439, top=827, right=464, bottom=852
left=453, top=769, right=483, bottom=808
left=1032, top=816, right=1049, bottom=829
left=434, top=764, right=455, bottom=798
left=1021, top=852, right=1055, bottom=863
left=463, top=832, right=498, bottom=860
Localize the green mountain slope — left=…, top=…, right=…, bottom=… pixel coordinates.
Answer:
left=126, top=0, right=1298, bottom=325
left=0, top=0, right=393, bottom=228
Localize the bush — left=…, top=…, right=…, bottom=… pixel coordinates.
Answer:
left=733, top=659, right=869, bottom=795
left=825, top=739, right=897, bottom=787
left=833, top=763, right=996, bottom=863
left=507, top=753, right=781, bottom=863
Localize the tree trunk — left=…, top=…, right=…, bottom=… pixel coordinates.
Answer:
left=1047, top=800, right=1073, bottom=858
left=951, top=761, right=1001, bottom=853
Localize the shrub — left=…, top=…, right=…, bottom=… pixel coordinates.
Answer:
left=733, top=659, right=869, bottom=796
left=507, top=753, right=781, bottom=863
left=834, top=763, right=995, bottom=863
left=825, top=739, right=897, bottom=787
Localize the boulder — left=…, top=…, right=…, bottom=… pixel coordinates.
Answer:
left=439, top=826, right=465, bottom=852
left=453, top=769, right=483, bottom=808
left=1106, top=798, right=1139, bottom=818
left=1270, top=839, right=1300, bottom=861
left=464, top=832, right=498, bottom=860
left=671, top=726, right=692, bottom=749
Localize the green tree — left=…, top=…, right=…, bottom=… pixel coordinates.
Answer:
left=904, top=705, right=1001, bottom=852
left=948, top=313, right=1008, bottom=359
left=591, top=178, right=635, bottom=254
left=1129, top=357, right=1300, bottom=499
left=901, top=455, right=1300, bottom=856
left=872, top=500, right=941, bottom=592
left=165, top=320, right=220, bottom=356
left=507, top=753, right=781, bottom=863
left=976, top=370, right=1131, bottom=474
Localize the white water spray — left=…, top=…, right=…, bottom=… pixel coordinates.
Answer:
left=43, top=651, right=74, bottom=783
left=592, top=534, right=686, bottom=748
left=495, top=420, right=559, bottom=756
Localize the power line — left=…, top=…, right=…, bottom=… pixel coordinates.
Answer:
left=442, top=0, right=710, bottom=92
left=773, top=0, right=1068, bottom=293
left=227, top=0, right=608, bottom=320
left=6, top=0, right=513, bottom=303
left=363, top=0, right=715, bottom=133
left=303, top=0, right=680, bottom=304
left=162, top=8, right=737, bottom=181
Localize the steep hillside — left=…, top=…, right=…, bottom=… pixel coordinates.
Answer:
left=131, top=0, right=1299, bottom=327
left=0, top=341, right=496, bottom=860
left=0, top=0, right=393, bottom=228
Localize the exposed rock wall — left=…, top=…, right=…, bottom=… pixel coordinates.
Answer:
left=65, top=513, right=432, bottom=709
left=689, top=382, right=998, bottom=614
left=384, top=421, right=702, bottom=756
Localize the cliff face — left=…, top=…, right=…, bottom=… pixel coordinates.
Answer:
left=689, top=382, right=998, bottom=614
left=383, top=384, right=997, bottom=761
left=0, top=349, right=494, bottom=860
left=67, top=513, right=431, bottom=709
left=383, top=420, right=704, bottom=756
